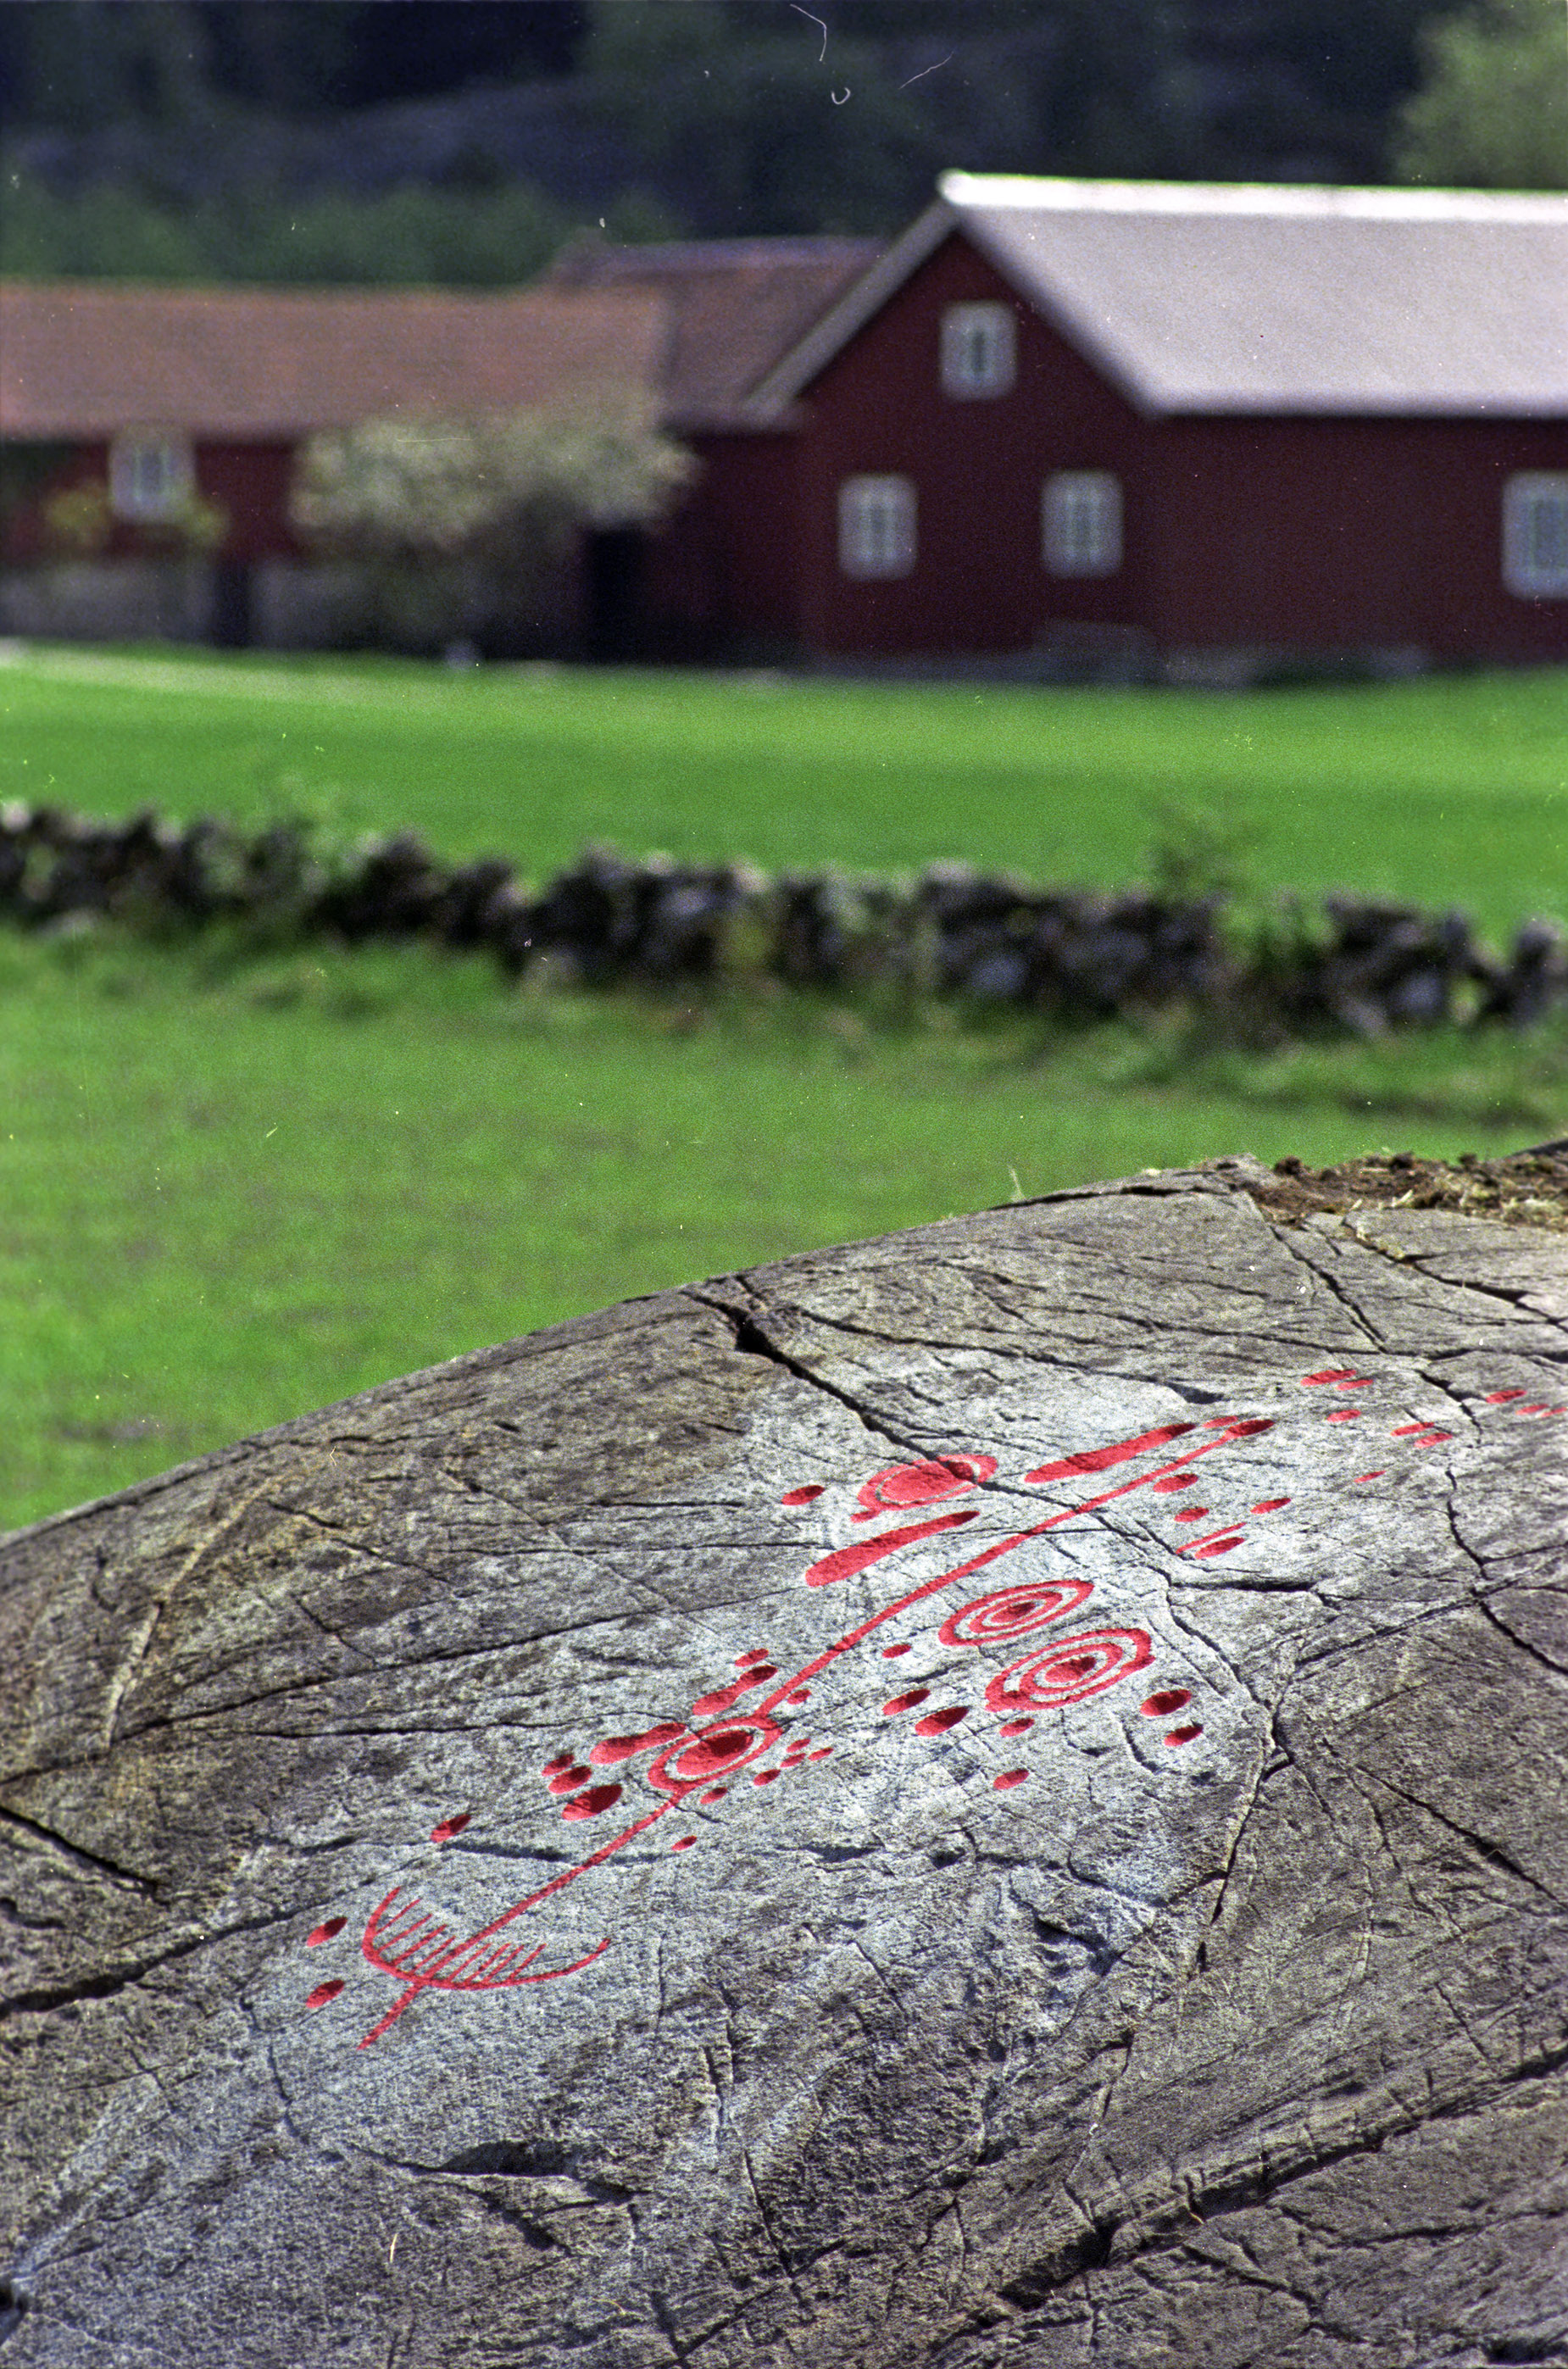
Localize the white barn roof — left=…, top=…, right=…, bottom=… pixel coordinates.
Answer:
left=748, top=176, right=1568, bottom=420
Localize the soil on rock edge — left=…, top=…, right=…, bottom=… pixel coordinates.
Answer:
left=3, top=1157, right=1566, bottom=2369
left=1242, top=1138, right=1568, bottom=1232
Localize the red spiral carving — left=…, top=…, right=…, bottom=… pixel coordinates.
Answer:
left=938, top=1577, right=1094, bottom=1649
left=646, top=1719, right=781, bottom=1794
left=984, top=1627, right=1152, bottom=1715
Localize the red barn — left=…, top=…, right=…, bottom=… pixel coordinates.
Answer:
left=5, top=188, right=1566, bottom=675
left=670, top=176, right=1568, bottom=676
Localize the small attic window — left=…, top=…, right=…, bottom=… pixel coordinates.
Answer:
left=1503, top=474, right=1568, bottom=598
left=109, top=434, right=193, bottom=522
left=1043, top=471, right=1122, bottom=577
left=940, top=303, right=1015, bottom=398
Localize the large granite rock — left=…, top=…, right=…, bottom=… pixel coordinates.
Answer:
left=3, top=1159, right=1567, bottom=2366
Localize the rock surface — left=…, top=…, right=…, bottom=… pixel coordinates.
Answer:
left=3, top=1158, right=1567, bottom=2367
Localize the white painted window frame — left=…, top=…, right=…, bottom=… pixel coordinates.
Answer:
left=1043, top=470, right=1123, bottom=577
left=940, top=302, right=1016, bottom=398
left=108, top=432, right=194, bottom=523
left=1503, top=472, right=1568, bottom=598
left=838, top=475, right=917, bottom=580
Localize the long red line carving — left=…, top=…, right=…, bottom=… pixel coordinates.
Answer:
left=293, top=1382, right=1555, bottom=2047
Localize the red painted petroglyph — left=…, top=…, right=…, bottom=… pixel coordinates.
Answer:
left=1024, top=1423, right=1196, bottom=1484
left=937, top=1578, right=1093, bottom=1647
left=648, top=1723, right=781, bottom=1791
left=915, top=1706, right=970, bottom=1736
left=691, top=1669, right=779, bottom=1716
left=561, top=1784, right=623, bottom=1822
left=303, top=1382, right=1554, bottom=2045
left=803, top=1510, right=979, bottom=1588
left=852, top=1454, right=997, bottom=1521
left=1181, top=1528, right=1247, bottom=1558
left=985, top=1630, right=1154, bottom=1716
left=590, top=1723, right=688, bottom=1768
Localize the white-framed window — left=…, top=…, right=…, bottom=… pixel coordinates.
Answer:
left=108, top=433, right=193, bottom=522
left=838, top=474, right=916, bottom=580
left=1503, top=473, right=1568, bottom=598
left=1043, top=471, right=1122, bottom=577
left=940, top=302, right=1016, bottom=398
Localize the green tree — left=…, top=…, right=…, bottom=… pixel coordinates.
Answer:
left=1393, top=0, right=1568, bottom=185
left=0, top=166, right=659, bottom=286
left=0, top=166, right=207, bottom=277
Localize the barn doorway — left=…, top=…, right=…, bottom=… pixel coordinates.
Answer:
left=584, top=527, right=646, bottom=660
left=210, top=561, right=253, bottom=649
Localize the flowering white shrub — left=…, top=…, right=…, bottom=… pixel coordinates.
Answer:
left=292, top=394, right=695, bottom=570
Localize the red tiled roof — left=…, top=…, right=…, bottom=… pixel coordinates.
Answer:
left=0, top=281, right=671, bottom=438
left=547, top=236, right=884, bottom=425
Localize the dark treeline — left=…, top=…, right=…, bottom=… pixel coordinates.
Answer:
left=0, top=0, right=1467, bottom=277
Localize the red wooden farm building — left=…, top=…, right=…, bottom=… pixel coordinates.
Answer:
left=0, top=277, right=673, bottom=648
left=3, top=180, right=1565, bottom=673
left=651, top=175, right=1568, bottom=676
left=0, top=244, right=876, bottom=654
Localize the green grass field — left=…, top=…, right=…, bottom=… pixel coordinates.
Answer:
left=5, top=643, right=1568, bottom=931
left=3, top=644, right=1566, bottom=1533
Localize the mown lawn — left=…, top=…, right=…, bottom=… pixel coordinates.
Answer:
left=3, top=644, right=1565, bottom=1533
left=3, top=643, right=1567, bottom=935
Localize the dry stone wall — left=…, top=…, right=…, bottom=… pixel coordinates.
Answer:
left=3, top=800, right=1565, bottom=1032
